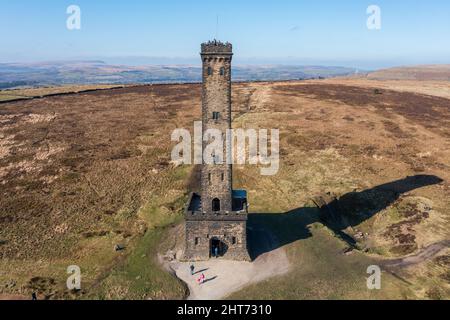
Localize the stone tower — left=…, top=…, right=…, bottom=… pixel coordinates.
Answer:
left=184, top=40, right=250, bottom=261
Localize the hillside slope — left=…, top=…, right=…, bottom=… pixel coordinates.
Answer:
left=367, top=65, right=450, bottom=81
left=1, top=80, right=449, bottom=300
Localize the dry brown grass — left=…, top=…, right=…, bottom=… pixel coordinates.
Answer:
left=367, top=65, right=450, bottom=81
left=1, top=80, right=449, bottom=299
left=316, top=78, right=450, bottom=99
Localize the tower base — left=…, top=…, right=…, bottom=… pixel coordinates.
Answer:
left=184, top=220, right=251, bottom=262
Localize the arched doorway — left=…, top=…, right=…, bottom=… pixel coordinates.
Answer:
left=210, top=238, right=228, bottom=258
left=212, top=198, right=220, bottom=212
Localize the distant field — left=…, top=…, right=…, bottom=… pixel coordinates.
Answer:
left=315, top=78, right=450, bottom=99
left=0, top=84, right=129, bottom=102
left=366, top=65, right=450, bottom=81
left=0, top=94, right=25, bottom=102
left=0, top=80, right=449, bottom=299
left=0, top=61, right=360, bottom=90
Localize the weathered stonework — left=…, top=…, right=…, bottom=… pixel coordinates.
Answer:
left=185, top=220, right=249, bottom=261
left=184, top=41, right=250, bottom=261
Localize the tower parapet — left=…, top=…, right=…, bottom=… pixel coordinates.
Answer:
left=201, top=40, right=233, bottom=54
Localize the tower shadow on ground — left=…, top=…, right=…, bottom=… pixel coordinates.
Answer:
left=247, top=175, right=444, bottom=261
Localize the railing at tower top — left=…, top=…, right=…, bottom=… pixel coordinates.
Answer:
left=201, top=40, right=232, bottom=54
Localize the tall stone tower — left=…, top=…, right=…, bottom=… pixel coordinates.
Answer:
left=184, top=40, right=250, bottom=261
left=201, top=40, right=233, bottom=214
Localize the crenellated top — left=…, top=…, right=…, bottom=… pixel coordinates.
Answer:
left=201, top=40, right=233, bottom=55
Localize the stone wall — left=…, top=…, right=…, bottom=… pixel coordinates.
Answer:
left=201, top=46, right=233, bottom=213
left=184, top=220, right=250, bottom=261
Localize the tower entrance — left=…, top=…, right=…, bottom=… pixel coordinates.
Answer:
left=210, top=238, right=227, bottom=258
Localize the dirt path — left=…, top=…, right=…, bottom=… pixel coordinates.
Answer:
left=170, top=227, right=290, bottom=300
left=248, top=85, right=272, bottom=111
left=382, top=240, right=450, bottom=268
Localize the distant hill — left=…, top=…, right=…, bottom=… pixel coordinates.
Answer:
left=0, top=61, right=359, bottom=89
left=367, top=65, right=450, bottom=81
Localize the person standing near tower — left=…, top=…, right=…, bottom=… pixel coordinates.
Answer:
left=214, top=246, right=219, bottom=258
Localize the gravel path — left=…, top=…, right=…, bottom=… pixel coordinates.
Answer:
left=382, top=240, right=450, bottom=268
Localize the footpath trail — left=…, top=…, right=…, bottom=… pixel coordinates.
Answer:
left=382, top=240, right=450, bottom=268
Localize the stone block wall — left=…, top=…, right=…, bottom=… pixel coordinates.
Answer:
left=201, top=50, right=233, bottom=213
left=184, top=220, right=250, bottom=261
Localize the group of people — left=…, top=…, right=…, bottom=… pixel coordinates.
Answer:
left=190, top=265, right=206, bottom=285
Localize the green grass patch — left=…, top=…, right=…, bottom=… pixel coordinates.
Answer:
left=88, top=223, right=186, bottom=300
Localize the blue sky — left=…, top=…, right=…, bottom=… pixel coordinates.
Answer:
left=0, top=0, right=449, bottom=69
